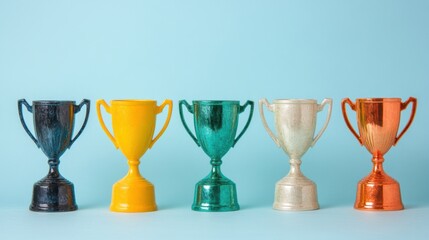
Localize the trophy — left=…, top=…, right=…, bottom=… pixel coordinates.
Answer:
left=259, top=98, right=332, bottom=211
left=342, top=97, right=417, bottom=210
left=96, top=99, right=172, bottom=212
left=18, top=99, right=90, bottom=212
left=179, top=100, right=254, bottom=212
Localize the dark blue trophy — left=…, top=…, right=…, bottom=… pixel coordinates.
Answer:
left=18, top=99, right=90, bottom=212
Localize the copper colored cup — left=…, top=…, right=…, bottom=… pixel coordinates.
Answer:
left=342, top=97, right=417, bottom=211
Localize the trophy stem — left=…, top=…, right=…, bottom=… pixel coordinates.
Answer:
left=47, top=158, right=61, bottom=178
left=288, top=158, right=304, bottom=177
left=210, top=158, right=224, bottom=179
left=126, top=159, right=143, bottom=179
left=371, top=154, right=385, bottom=174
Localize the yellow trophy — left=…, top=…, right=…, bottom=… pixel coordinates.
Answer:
left=96, top=99, right=173, bottom=212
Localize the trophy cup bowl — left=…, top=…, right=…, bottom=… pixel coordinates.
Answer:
left=342, top=97, right=417, bottom=211
left=18, top=99, right=90, bottom=212
left=179, top=100, right=254, bottom=212
left=96, top=99, right=172, bottom=213
left=260, top=98, right=332, bottom=211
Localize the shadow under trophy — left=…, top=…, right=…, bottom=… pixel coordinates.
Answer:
left=342, top=97, right=417, bottom=211
left=179, top=100, right=254, bottom=212
left=97, top=99, right=172, bottom=212
left=18, top=99, right=90, bottom=212
left=259, top=98, right=332, bottom=211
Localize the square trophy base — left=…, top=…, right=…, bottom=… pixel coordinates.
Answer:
left=273, top=176, right=319, bottom=211
left=110, top=178, right=157, bottom=213
left=192, top=177, right=240, bottom=212
left=354, top=172, right=404, bottom=211
left=30, top=176, right=78, bottom=212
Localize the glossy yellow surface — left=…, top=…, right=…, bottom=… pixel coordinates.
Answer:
left=96, top=99, right=173, bottom=212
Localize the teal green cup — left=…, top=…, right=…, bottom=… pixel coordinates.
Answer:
left=179, top=100, right=254, bottom=212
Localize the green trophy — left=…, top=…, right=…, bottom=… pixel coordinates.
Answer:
left=179, top=100, right=254, bottom=212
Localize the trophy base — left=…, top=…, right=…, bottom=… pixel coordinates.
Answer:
left=273, top=176, right=319, bottom=211
left=30, top=176, right=78, bottom=212
left=354, top=172, right=404, bottom=211
left=192, top=177, right=240, bottom=212
left=110, top=177, right=157, bottom=213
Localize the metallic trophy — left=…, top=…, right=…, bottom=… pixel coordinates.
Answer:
left=179, top=100, right=254, bottom=212
left=342, top=97, right=417, bottom=210
left=259, top=98, right=332, bottom=211
left=18, top=99, right=90, bottom=212
left=96, top=99, right=172, bottom=212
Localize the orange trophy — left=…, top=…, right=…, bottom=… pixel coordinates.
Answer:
left=342, top=97, right=417, bottom=210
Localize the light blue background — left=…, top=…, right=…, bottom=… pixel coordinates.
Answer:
left=0, top=0, right=428, bottom=239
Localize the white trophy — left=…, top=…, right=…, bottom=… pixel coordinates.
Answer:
left=259, top=98, right=332, bottom=211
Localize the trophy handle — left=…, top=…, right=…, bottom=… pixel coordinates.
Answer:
left=233, top=100, right=254, bottom=147
left=179, top=100, right=200, bottom=147
left=18, top=99, right=40, bottom=148
left=96, top=99, right=119, bottom=149
left=258, top=98, right=280, bottom=147
left=311, top=98, right=333, bottom=147
left=69, top=99, right=90, bottom=148
left=394, top=97, right=417, bottom=145
left=341, top=98, right=362, bottom=145
left=149, top=99, right=173, bottom=149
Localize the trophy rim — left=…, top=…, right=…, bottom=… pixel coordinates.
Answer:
left=193, top=100, right=240, bottom=105
left=272, top=99, right=317, bottom=104
left=33, top=100, right=76, bottom=105
left=110, top=99, right=157, bottom=105
left=356, top=98, right=402, bottom=102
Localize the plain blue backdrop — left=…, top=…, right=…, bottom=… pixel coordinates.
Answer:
left=0, top=0, right=428, bottom=239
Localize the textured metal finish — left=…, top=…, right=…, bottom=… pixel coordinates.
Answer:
left=96, top=99, right=173, bottom=212
left=260, top=98, right=332, bottom=211
left=179, top=100, right=254, bottom=212
left=18, top=99, right=90, bottom=212
left=342, top=97, right=417, bottom=211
